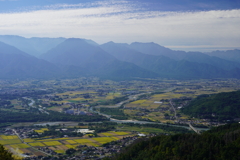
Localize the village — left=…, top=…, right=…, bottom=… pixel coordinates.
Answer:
left=1, top=78, right=240, bottom=159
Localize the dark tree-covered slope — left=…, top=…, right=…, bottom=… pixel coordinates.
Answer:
left=0, top=110, right=108, bottom=123
left=107, top=123, right=240, bottom=160
left=0, top=144, right=15, bottom=160
left=181, top=90, right=240, bottom=121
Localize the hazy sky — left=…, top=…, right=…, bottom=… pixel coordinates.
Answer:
left=0, top=0, right=240, bottom=52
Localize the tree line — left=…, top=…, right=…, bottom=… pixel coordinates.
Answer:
left=106, top=123, right=240, bottom=160
left=0, top=110, right=108, bottom=123
left=181, top=90, right=240, bottom=121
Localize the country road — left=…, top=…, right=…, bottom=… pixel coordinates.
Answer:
left=13, top=129, right=52, bottom=157
left=90, top=87, right=209, bottom=132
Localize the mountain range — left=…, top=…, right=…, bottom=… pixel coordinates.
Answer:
left=0, top=35, right=240, bottom=80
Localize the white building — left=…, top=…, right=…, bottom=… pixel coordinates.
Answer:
left=76, top=129, right=95, bottom=134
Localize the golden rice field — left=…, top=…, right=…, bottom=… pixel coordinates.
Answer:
left=0, top=139, right=22, bottom=145
left=105, top=92, right=122, bottom=100
left=66, top=140, right=77, bottom=144
left=10, top=143, right=29, bottom=149
left=34, top=128, right=48, bottom=133
left=55, top=150, right=65, bottom=154
left=29, top=142, right=45, bottom=147
left=1, top=135, right=18, bottom=140
left=126, top=92, right=185, bottom=110
left=65, top=144, right=77, bottom=149
left=131, top=100, right=146, bottom=104
left=114, top=132, right=130, bottom=136
left=110, top=137, right=120, bottom=140
left=37, top=137, right=70, bottom=142
left=105, top=95, right=114, bottom=99
left=74, top=139, right=92, bottom=143
left=92, top=137, right=115, bottom=144
left=0, top=132, right=134, bottom=157
left=70, top=97, right=85, bottom=101
left=43, top=141, right=62, bottom=146
left=101, top=132, right=114, bottom=136
left=152, top=93, right=184, bottom=99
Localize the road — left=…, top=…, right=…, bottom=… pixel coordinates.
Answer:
left=90, top=88, right=209, bottom=131
left=169, top=100, right=178, bottom=121
left=13, top=129, right=52, bottom=157
left=189, top=123, right=201, bottom=134
left=95, top=93, right=147, bottom=109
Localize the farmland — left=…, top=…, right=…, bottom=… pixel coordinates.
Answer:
left=1, top=78, right=240, bottom=159
left=0, top=131, right=133, bottom=158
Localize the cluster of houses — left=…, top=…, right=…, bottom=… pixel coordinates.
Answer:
left=21, top=134, right=148, bottom=160
left=3, top=127, right=34, bottom=139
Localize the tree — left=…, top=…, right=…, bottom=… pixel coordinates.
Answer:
left=66, top=148, right=76, bottom=155
left=0, top=144, right=15, bottom=160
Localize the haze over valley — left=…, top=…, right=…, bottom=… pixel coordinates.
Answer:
left=0, top=0, right=240, bottom=159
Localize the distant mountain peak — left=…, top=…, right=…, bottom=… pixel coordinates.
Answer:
left=65, top=38, right=99, bottom=46
left=131, top=42, right=156, bottom=45
left=0, top=41, right=29, bottom=57
left=65, top=38, right=85, bottom=42
left=106, top=41, right=115, bottom=44
left=102, top=41, right=130, bottom=48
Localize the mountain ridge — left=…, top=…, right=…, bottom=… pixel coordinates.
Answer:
left=1, top=35, right=240, bottom=80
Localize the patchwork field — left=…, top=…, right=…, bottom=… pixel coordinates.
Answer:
left=125, top=93, right=183, bottom=109
left=34, top=128, right=48, bottom=133
left=1, top=135, right=18, bottom=139
left=0, top=131, right=134, bottom=157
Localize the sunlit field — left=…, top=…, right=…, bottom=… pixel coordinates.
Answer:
left=0, top=131, right=135, bottom=157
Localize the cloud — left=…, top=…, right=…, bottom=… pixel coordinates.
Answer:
left=0, top=0, right=239, bottom=51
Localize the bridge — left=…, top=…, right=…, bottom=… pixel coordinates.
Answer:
left=189, top=123, right=201, bottom=134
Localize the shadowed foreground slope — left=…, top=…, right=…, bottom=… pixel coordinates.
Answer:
left=106, top=123, right=240, bottom=160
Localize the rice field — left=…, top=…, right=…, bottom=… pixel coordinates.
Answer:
left=110, top=137, right=120, bottom=140
left=0, top=139, right=22, bottom=145
left=114, top=132, right=130, bottom=136
left=43, top=141, right=62, bottom=146
left=55, top=150, right=65, bottom=154
left=69, top=97, right=85, bottom=101
left=73, top=139, right=92, bottom=144
left=101, top=132, right=114, bottom=136
left=131, top=100, right=146, bottom=104
left=92, top=137, right=115, bottom=144
left=0, top=131, right=134, bottom=157
left=10, top=143, right=29, bottom=149
left=29, top=142, right=45, bottom=147
left=152, top=93, right=184, bottom=99
left=1, top=135, right=18, bottom=139
left=65, top=140, right=77, bottom=144
left=34, top=128, right=48, bottom=133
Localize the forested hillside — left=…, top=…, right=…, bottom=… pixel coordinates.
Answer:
left=181, top=90, right=240, bottom=121
left=0, top=144, right=15, bottom=160
left=107, top=123, right=240, bottom=160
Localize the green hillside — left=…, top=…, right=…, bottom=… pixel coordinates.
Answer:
left=181, top=90, right=240, bottom=121
left=107, top=123, right=240, bottom=160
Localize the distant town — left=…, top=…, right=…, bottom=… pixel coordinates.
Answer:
left=1, top=77, right=240, bottom=159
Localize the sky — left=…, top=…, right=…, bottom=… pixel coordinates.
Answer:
left=0, top=0, right=240, bottom=52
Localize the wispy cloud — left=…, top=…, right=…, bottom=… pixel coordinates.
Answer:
left=0, top=0, right=239, bottom=51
